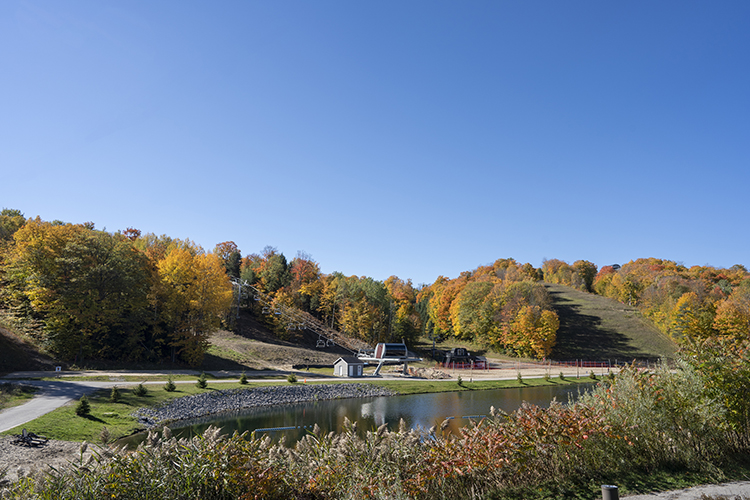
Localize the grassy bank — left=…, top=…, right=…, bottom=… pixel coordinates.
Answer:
left=1, top=375, right=595, bottom=443
left=0, top=382, right=38, bottom=411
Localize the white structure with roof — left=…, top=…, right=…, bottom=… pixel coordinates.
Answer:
left=334, top=356, right=365, bottom=377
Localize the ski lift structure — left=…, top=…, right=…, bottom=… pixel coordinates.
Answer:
left=230, top=278, right=368, bottom=354
left=357, top=342, right=422, bottom=376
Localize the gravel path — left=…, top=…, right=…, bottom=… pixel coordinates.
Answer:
left=133, top=383, right=395, bottom=427
left=622, top=482, right=750, bottom=499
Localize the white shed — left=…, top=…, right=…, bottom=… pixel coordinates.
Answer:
left=334, top=356, right=365, bottom=378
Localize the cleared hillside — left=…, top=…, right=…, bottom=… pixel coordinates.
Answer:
left=0, top=324, right=56, bottom=374
left=546, top=283, right=677, bottom=362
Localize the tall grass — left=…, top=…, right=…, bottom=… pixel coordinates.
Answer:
left=4, top=340, right=750, bottom=499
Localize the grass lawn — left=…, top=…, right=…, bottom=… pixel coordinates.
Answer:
left=0, top=382, right=38, bottom=410
left=0, top=381, right=254, bottom=442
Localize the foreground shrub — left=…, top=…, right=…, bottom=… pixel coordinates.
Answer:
left=579, top=361, right=726, bottom=474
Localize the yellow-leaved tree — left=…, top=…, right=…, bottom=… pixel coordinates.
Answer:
left=498, top=305, right=559, bottom=359
left=713, top=284, right=750, bottom=340
left=157, top=247, right=233, bottom=366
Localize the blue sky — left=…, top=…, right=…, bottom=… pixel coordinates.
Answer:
left=2, top=1, right=749, bottom=286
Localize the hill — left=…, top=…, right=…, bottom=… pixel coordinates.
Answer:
left=546, top=283, right=677, bottom=362
left=202, top=310, right=356, bottom=371
left=0, top=324, right=56, bottom=374
left=1, top=284, right=678, bottom=375
left=0, top=309, right=357, bottom=375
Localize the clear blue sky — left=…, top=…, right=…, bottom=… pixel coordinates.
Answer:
left=2, top=1, right=749, bottom=286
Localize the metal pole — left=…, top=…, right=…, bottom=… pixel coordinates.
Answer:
left=601, top=485, right=619, bottom=500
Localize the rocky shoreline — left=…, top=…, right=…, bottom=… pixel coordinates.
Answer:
left=132, top=383, right=396, bottom=428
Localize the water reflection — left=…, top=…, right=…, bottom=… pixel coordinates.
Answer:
left=120, top=384, right=593, bottom=448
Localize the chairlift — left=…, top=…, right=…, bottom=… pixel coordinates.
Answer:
left=316, top=336, right=326, bottom=348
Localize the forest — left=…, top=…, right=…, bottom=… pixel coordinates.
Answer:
left=1, top=208, right=749, bottom=367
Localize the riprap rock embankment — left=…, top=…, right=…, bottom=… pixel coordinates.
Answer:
left=133, top=383, right=395, bottom=427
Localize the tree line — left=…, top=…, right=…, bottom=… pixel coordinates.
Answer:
left=0, top=210, right=232, bottom=366
left=542, top=257, right=750, bottom=342
left=3, top=207, right=747, bottom=366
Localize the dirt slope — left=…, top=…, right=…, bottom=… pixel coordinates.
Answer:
left=0, top=325, right=55, bottom=375
left=202, top=310, right=358, bottom=371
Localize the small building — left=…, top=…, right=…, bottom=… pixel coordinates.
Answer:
left=334, top=356, right=365, bottom=378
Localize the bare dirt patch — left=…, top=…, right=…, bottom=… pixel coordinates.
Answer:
left=0, top=436, right=104, bottom=485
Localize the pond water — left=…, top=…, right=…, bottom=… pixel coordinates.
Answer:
left=122, top=383, right=594, bottom=447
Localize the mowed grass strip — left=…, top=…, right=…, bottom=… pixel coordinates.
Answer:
left=0, top=381, right=253, bottom=442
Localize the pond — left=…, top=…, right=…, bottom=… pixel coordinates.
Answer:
left=121, top=383, right=594, bottom=447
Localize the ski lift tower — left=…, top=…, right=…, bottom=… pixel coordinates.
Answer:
left=357, top=342, right=422, bottom=376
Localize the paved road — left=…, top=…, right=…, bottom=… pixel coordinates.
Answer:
left=0, top=370, right=332, bottom=432
left=0, top=379, right=130, bottom=432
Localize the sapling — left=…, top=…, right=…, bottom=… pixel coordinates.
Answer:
left=164, top=375, right=176, bottom=392
left=196, top=372, right=208, bottom=389
left=75, top=394, right=91, bottom=416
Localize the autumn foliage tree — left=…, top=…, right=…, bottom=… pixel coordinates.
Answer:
left=417, top=259, right=558, bottom=359
left=591, top=258, right=750, bottom=343
left=0, top=216, right=233, bottom=366
left=4, top=219, right=149, bottom=361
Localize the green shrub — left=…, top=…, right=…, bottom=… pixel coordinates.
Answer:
left=517, top=371, right=523, bottom=384
left=287, top=373, right=297, bottom=384
left=589, top=370, right=597, bottom=380
left=133, top=382, right=148, bottom=397
left=559, top=371, right=565, bottom=380
left=239, top=371, right=248, bottom=385
left=164, top=375, right=176, bottom=392
left=109, top=386, right=121, bottom=403
left=75, top=394, right=90, bottom=416
left=457, top=375, right=463, bottom=387
left=196, top=372, right=208, bottom=389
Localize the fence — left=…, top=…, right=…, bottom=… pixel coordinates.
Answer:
left=442, top=358, right=668, bottom=371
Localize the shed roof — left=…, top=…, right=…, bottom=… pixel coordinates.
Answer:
left=335, top=356, right=364, bottom=365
